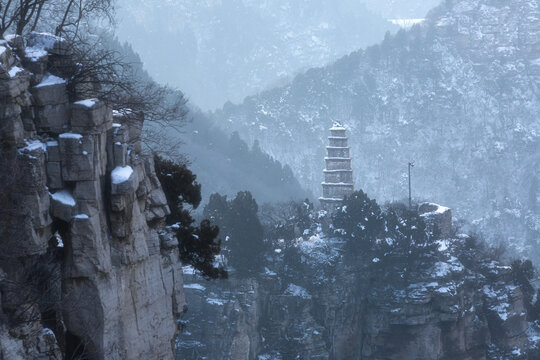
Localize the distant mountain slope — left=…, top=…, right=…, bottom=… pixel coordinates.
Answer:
left=108, top=37, right=310, bottom=206
left=363, top=0, right=442, bottom=18
left=116, top=0, right=397, bottom=109
left=211, top=0, right=540, bottom=252
left=181, top=111, right=311, bottom=205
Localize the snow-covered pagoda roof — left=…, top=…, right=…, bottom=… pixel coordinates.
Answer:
left=329, top=122, right=346, bottom=131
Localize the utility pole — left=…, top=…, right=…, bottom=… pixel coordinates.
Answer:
left=408, top=161, right=414, bottom=209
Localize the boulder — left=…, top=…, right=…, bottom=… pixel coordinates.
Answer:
left=0, top=45, right=11, bottom=68
left=45, top=140, right=60, bottom=162
left=113, top=141, right=127, bottom=167
left=50, top=190, right=76, bottom=222
left=110, top=165, right=137, bottom=195
left=68, top=214, right=111, bottom=277
left=71, top=99, right=110, bottom=131
left=0, top=71, right=30, bottom=97
left=31, top=74, right=68, bottom=106
left=35, top=103, right=69, bottom=133
left=45, top=161, right=63, bottom=190
left=26, top=32, right=70, bottom=56
left=4, top=34, right=24, bottom=52
left=419, top=203, right=453, bottom=238
left=58, top=133, right=94, bottom=181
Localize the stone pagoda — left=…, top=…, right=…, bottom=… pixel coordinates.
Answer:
left=319, top=123, right=354, bottom=212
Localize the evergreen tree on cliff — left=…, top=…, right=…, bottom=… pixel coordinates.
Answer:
left=333, top=190, right=385, bottom=251
left=205, top=191, right=265, bottom=276
left=332, top=190, right=437, bottom=278
left=154, top=154, right=227, bottom=279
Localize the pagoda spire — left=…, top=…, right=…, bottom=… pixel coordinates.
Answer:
left=319, top=123, right=354, bottom=212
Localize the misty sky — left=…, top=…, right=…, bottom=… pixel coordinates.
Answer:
left=115, top=0, right=442, bottom=110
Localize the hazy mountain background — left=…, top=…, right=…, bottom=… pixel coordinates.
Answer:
left=115, top=0, right=404, bottom=110
left=110, top=39, right=309, bottom=205
left=114, top=0, right=539, bottom=257
left=363, top=0, right=441, bottom=18
left=209, top=0, right=540, bottom=255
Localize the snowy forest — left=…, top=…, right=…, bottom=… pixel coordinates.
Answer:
left=0, top=0, right=539, bottom=359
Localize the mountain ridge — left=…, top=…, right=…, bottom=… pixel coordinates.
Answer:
left=210, top=0, right=540, bottom=254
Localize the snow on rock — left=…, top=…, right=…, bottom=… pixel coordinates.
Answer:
left=35, top=73, right=66, bottom=88
left=111, top=166, right=134, bottom=184
left=182, top=266, right=196, bottom=275
left=50, top=190, right=76, bottom=207
left=284, top=284, right=312, bottom=299
left=26, top=32, right=65, bottom=51
left=8, top=66, right=23, bottom=78
left=184, top=283, right=206, bottom=291
left=491, top=301, right=511, bottom=321
left=432, top=257, right=464, bottom=278
left=206, top=298, right=226, bottom=306
left=73, top=214, right=89, bottom=219
left=74, top=98, right=99, bottom=108
left=388, top=18, right=425, bottom=28
left=59, top=132, right=83, bottom=140
left=19, top=140, right=46, bottom=153
left=420, top=203, right=450, bottom=215
left=24, top=47, right=48, bottom=61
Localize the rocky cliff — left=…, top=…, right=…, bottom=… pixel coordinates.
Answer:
left=178, top=204, right=540, bottom=359
left=0, top=33, right=184, bottom=359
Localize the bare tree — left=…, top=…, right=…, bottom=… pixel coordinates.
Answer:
left=0, top=0, right=114, bottom=39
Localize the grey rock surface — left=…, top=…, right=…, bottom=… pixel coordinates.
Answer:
left=0, top=33, right=184, bottom=360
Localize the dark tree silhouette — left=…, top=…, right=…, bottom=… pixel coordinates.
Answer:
left=332, top=190, right=385, bottom=250
left=154, top=154, right=226, bottom=279
left=204, top=191, right=266, bottom=276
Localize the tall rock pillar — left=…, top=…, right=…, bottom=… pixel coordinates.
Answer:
left=319, top=123, right=354, bottom=212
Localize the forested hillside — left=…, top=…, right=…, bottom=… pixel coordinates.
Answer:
left=116, top=0, right=397, bottom=109
left=211, top=0, right=540, bottom=256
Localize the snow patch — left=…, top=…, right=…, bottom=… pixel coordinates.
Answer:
left=50, top=190, right=76, bottom=207
left=8, top=66, right=23, bottom=78
left=284, top=284, right=312, bottom=299
left=25, top=47, right=48, bottom=61
left=206, top=298, right=226, bottom=306
left=59, top=132, right=83, bottom=140
left=35, top=73, right=66, bottom=88
left=74, top=98, right=99, bottom=108
left=389, top=18, right=425, bottom=28
left=19, top=140, right=46, bottom=153
left=184, top=283, right=206, bottom=291
left=432, top=257, right=464, bottom=277
left=111, top=166, right=133, bottom=184
left=27, top=32, right=64, bottom=51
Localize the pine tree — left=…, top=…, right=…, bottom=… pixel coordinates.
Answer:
left=332, top=190, right=385, bottom=251
left=204, top=191, right=266, bottom=276
left=154, top=154, right=226, bottom=279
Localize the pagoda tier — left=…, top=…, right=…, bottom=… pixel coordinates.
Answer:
left=319, top=124, right=354, bottom=211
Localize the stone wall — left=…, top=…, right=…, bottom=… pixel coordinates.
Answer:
left=0, top=33, right=184, bottom=360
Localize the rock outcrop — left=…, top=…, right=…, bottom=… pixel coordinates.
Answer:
left=0, top=33, right=184, bottom=359
left=179, top=205, right=540, bottom=359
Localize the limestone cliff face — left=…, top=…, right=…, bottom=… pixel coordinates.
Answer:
left=0, top=33, right=184, bottom=359
left=179, top=206, right=538, bottom=359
